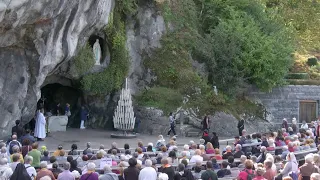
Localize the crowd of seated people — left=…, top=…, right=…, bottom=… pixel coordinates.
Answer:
left=2, top=123, right=320, bottom=180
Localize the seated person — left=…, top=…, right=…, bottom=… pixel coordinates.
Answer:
left=107, top=142, right=121, bottom=154
left=68, top=144, right=78, bottom=155
left=193, top=165, right=202, bottom=179
left=222, top=146, right=233, bottom=159
left=205, top=142, right=215, bottom=154
left=52, top=145, right=63, bottom=157
left=211, top=158, right=220, bottom=170
left=228, top=156, right=237, bottom=168
left=217, top=161, right=231, bottom=178
left=40, top=150, right=50, bottom=161
left=238, top=155, right=247, bottom=169
left=190, top=149, right=203, bottom=164
left=214, top=149, right=222, bottom=160
left=233, top=144, right=244, bottom=158
left=266, top=139, right=275, bottom=151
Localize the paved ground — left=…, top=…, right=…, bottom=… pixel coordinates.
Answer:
left=38, top=128, right=231, bottom=151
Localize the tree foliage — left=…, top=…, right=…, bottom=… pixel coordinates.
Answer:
left=263, top=0, right=320, bottom=52
left=195, top=0, right=294, bottom=94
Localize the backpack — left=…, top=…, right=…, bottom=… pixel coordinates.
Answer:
left=8, top=141, right=21, bottom=154
left=245, top=169, right=255, bottom=180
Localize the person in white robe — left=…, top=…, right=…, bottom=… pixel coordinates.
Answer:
left=34, top=109, right=46, bottom=140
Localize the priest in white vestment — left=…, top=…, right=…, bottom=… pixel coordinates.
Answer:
left=34, top=109, right=46, bottom=140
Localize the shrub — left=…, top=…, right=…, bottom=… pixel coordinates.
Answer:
left=285, top=73, right=309, bottom=79
left=307, top=57, right=318, bottom=66
left=135, top=87, right=183, bottom=114
left=74, top=43, right=95, bottom=75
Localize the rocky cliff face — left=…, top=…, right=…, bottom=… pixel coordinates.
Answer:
left=0, top=0, right=113, bottom=137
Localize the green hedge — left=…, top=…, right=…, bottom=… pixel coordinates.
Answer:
left=285, top=73, right=309, bottom=80
left=307, top=57, right=318, bottom=66
left=287, top=79, right=320, bottom=85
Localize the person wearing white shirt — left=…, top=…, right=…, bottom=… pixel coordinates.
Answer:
left=0, top=158, right=13, bottom=179
left=139, top=159, right=157, bottom=180
left=189, top=149, right=203, bottom=164
left=24, top=156, right=37, bottom=180
left=301, top=121, right=309, bottom=130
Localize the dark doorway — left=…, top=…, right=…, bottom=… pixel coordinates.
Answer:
left=38, top=83, right=82, bottom=128
left=299, top=100, right=317, bottom=123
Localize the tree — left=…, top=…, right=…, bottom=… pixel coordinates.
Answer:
left=199, top=0, right=294, bottom=95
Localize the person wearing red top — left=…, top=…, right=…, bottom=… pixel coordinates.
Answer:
left=214, top=149, right=222, bottom=160
left=237, top=159, right=255, bottom=180
left=206, top=142, right=215, bottom=154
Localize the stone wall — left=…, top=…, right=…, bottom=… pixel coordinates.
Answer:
left=249, top=85, right=320, bottom=124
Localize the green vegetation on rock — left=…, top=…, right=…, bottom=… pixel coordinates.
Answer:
left=74, top=43, right=95, bottom=76
left=80, top=3, right=130, bottom=94
left=138, top=0, right=294, bottom=117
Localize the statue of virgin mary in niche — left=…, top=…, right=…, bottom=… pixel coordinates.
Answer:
left=93, top=39, right=101, bottom=65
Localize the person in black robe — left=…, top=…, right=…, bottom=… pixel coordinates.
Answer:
left=237, top=119, right=245, bottom=136
left=210, top=132, right=220, bottom=149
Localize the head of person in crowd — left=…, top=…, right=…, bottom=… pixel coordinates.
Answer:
left=71, top=144, right=78, bottom=151
left=128, top=158, right=137, bottom=167
left=181, top=159, right=188, bottom=167
left=67, top=156, right=73, bottom=162
left=311, top=173, right=320, bottom=180
left=49, top=156, right=57, bottom=164
left=124, top=143, right=130, bottom=150
left=235, top=144, right=242, bottom=152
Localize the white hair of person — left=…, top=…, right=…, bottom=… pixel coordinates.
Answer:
left=297, top=133, right=301, bottom=138
left=282, top=128, right=286, bottom=132
left=0, top=158, right=8, bottom=165
left=145, top=159, right=152, bottom=167
left=120, top=154, right=126, bottom=161
left=266, top=153, right=274, bottom=163
left=267, top=139, right=275, bottom=147
left=199, top=139, right=205, bottom=144
left=148, top=143, right=153, bottom=147
left=137, top=160, right=142, bottom=166
left=199, top=145, right=205, bottom=150
left=72, top=170, right=81, bottom=178
left=158, top=173, right=169, bottom=180
left=159, top=135, right=164, bottom=139
left=251, top=156, right=257, bottom=163
left=305, top=153, right=314, bottom=163
left=226, top=145, right=232, bottom=151
left=288, top=142, right=293, bottom=147
left=240, top=155, right=247, bottom=163
left=1, top=147, right=6, bottom=153
left=311, top=173, right=320, bottom=180
left=189, top=140, right=194, bottom=144
left=111, top=142, right=117, bottom=148
left=103, top=165, right=112, bottom=173
left=292, top=135, right=298, bottom=140
left=87, top=162, right=96, bottom=171
left=282, top=146, right=288, bottom=151
left=260, top=146, right=266, bottom=152
left=24, top=155, right=33, bottom=164
left=39, top=176, right=51, bottom=180
left=288, top=127, right=293, bottom=132
left=235, top=144, right=242, bottom=150
left=63, top=162, right=70, bottom=170
left=183, top=144, right=189, bottom=150
left=40, top=161, right=48, bottom=169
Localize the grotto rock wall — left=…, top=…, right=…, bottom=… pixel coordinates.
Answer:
left=0, top=0, right=113, bottom=137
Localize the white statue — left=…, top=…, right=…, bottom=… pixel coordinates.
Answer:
left=113, top=78, right=136, bottom=131
left=93, top=39, right=101, bottom=65
left=213, top=86, right=218, bottom=95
